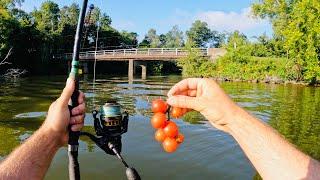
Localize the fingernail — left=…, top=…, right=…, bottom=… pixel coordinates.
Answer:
left=167, top=97, right=173, bottom=104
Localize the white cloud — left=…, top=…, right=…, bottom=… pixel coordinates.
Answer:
left=159, top=7, right=271, bottom=38
left=195, top=7, right=269, bottom=33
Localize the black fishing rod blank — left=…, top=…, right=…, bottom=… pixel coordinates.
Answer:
left=68, top=0, right=89, bottom=180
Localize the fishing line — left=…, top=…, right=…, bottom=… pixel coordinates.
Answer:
left=92, top=0, right=102, bottom=109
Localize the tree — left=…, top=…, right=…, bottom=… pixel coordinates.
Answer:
left=186, top=20, right=213, bottom=47
left=120, top=31, right=138, bottom=48
left=0, top=0, right=24, bottom=7
left=210, top=30, right=225, bottom=48
left=252, top=0, right=320, bottom=83
left=0, top=1, right=15, bottom=57
left=159, top=34, right=166, bottom=47
left=146, top=28, right=160, bottom=48
left=32, top=1, right=60, bottom=36
left=226, top=31, right=248, bottom=50
left=139, top=36, right=151, bottom=48
left=164, top=25, right=184, bottom=48
left=58, top=3, right=79, bottom=31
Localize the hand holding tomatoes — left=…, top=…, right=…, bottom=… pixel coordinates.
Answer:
left=150, top=99, right=185, bottom=153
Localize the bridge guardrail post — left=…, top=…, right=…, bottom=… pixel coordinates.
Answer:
left=176, top=48, right=178, bottom=56
left=113, top=50, right=115, bottom=56
left=148, top=49, right=150, bottom=55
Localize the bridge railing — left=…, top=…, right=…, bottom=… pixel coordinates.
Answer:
left=60, top=48, right=209, bottom=60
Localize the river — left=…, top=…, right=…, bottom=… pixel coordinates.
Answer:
left=0, top=75, right=319, bottom=180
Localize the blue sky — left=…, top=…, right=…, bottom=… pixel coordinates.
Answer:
left=20, top=0, right=272, bottom=41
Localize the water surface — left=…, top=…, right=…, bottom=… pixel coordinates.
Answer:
left=0, top=75, right=319, bottom=180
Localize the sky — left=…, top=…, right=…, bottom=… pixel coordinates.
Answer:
left=20, top=0, right=273, bottom=41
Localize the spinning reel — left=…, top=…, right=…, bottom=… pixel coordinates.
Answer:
left=79, top=101, right=141, bottom=180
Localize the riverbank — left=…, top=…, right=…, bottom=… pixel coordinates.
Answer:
left=177, top=50, right=320, bottom=86
left=212, top=77, right=311, bottom=86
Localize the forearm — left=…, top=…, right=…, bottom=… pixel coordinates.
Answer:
left=228, top=107, right=320, bottom=180
left=0, top=126, right=61, bottom=180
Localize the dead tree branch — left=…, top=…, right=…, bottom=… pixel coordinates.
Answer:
left=0, top=47, right=13, bottom=65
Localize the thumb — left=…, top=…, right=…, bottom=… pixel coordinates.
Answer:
left=167, top=95, right=200, bottom=111
left=58, top=78, right=75, bottom=105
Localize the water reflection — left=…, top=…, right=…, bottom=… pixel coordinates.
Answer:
left=0, top=76, right=319, bottom=179
left=268, top=85, right=320, bottom=160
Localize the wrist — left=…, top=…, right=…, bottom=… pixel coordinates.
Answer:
left=38, top=125, right=66, bottom=148
left=225, top=106, right=251, bottom=133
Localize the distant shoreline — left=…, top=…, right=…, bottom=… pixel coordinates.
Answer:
left=209, top=77, right=319, bottom=86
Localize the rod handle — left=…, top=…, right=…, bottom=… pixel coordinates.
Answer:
left=68, top=149, right=80, bottom=180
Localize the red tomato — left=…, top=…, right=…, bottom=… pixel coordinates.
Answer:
left=163, top=121, right=179, bottom=138
left=176, top=133, right=184, bottom=144
left=171, top=107, right=184, bottom=118
left=151, top=113, right=167, bottom=129
left=152, top=99, right=168, bottom=113
left=162, top=137, right=179, bottom=153
left=155, top=129, right=167, bottom=142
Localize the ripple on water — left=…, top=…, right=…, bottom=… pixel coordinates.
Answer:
left=15, top=112, right=46, bottom=119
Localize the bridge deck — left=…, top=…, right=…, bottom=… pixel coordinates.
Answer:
left=58, top=48, right=209, bottom=61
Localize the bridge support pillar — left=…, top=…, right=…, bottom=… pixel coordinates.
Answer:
left=128, top=59, right=134, bottom=82
left=83, top=62, right=89, bottom=74
left=67, top=60, right=71, bottom=73
left=140, top=65, right=147, bottom=80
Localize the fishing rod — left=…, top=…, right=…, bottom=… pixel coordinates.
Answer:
left=68, top=1, right=140, bottom=180
left=68, top=0, right=88, bottom=179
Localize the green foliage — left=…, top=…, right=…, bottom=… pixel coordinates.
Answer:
left=0, top=1, right=138, bottom=74
left=141, top=28, right=160, bottom=48
left=186, top=20, right=212, bottom=47
left=120, top=31, right=138, bottom=47
left=215, top=54, right=292, bottom=81
left=164, top=25, right=184, bottom=48
left=140, top=26, right=184, bottom=48
left=177, top=42, right=214, bottom=77
left=252, top=0, right=320, bottom=83
left=179, top=34, right=297, bottom=82
left=184, top=20, right=225, bottom=48
left=32, top=1, right=60, bottom=36
left=150, top=62, right=163, bottom=75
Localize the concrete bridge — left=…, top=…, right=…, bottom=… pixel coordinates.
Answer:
left=56, top=48, right=226, bottom=80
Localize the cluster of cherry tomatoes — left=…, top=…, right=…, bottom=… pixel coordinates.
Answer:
left=151, top=99, right=185, bottom=153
